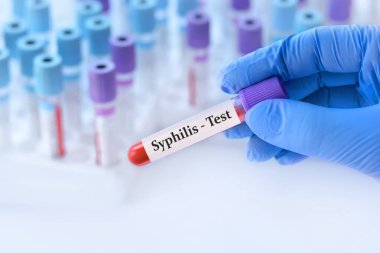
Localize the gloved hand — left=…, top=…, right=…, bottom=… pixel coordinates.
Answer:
left=221, top=25, right=380, bottom=178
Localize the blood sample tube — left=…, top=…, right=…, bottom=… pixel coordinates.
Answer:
left=237, top=17, right=262, bottom=56
left=34, top=54, right=65, bottom=158
left=89, top=60, right=119, bottom=167
left=26, top=0, right=51, bottom=43
left=56, top=28, right=83, bottom=139
left=86, top=14, right=111, bottom=62
left=295, top=8, right=323, bottom=33
left=17, top=35, right=45, bottom=145
left=110, top=35, right=136, bottom=141
left=76, top=0, right=103, bottom=39
left=327, top=0, right=352, bottom=24
left=3, top=20, right=28, bottom=59
left=271, top=0, right=297, bottom=41
left=186, top=11, right=210, bottom=108
left=128, top=76, right=287, bottom=166
left=0, top=49, right=11, bottom=150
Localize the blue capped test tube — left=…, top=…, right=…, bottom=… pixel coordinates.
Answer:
left=17, top=35, right=45, bottom=145
left=85, top=14, right=111, bottom=62
left=295, top=8, right=323, bottom=33
left=0, top=49, right=11, bottom=150
left=176, top=0, right=198, bottom=53
left=12, top=0, right=28, bottom=20
left=3, top=19, right=28, bottom=60
left=34, top=54, right=65, bottom=158
left=56, top=28, right=83, bottom=139
left=130, top=0, right=157, bottom=93
left=76, top=0, right=103, bottom=38
left=26, top=0, right=52, bottom=43
left=271, top=0, right=297, bottom=41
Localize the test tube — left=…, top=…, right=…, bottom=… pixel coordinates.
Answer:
left=186, top=11, right=210, bottom=108
left=130, top=0, right=157, bottom=92
left=89, top=60, right=119, bottom=167
left=237, top=17, right=262, bottom=56
left=295, top=8, right=323, bottom=33
left=110, top=35, right=136, bottom=141
left=86, top=14, right=111, bottom=62
left=177, top=0, right=199, bottom=30
left=128, top=77, right=287, bottom=166
left=76, top=0, right=103, bottom=38
left=56, top=28, right=83, bottom=139
left=3, top=20, right=28, bottom=59
left=229, top=0, right=251, bottom=25
left=17, top=35, right=45, bottom=145
left=97, top=0, right=110, bottom=12
left=0, top=49, right=11, bottom=150
left=327, top=0, right=352, bottom=24
left=26, top=0, right=51, bottom=43
left=12, top=0, right=27, bottom=19
left=271, top=0, right=297, bottom=41
left=34, top=54, right=65, bottom=158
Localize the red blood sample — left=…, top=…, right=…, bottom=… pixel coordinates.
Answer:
left=128, top=141, right=151, bottom=166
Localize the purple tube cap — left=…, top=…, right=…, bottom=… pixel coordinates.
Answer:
left=89, top=60, right=116, bottom=103
left=328, top=0, right=352, bottom=21
left=238, top=17, right=262, bottom=55
left=187, top=11, right=210, bottom=49
left=231, top=0, right=250, bottom=11
left=238, top=76, right=288, bottom=111
left=110, top=34, right=136, bottom=73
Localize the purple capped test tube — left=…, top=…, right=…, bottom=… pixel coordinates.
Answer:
left=89, top=60, right=119, bottom=167
left=328, top=0, right=352, bottom=23
left=110, top=34, right=136, bottom=141
left=186, top=10, right=210, bottom=108
left=237, top=17, right=262, bottom=56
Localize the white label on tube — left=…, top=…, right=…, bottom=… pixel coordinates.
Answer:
left=95, top=114, right=118, bottom=167
left=142, top=100, right=241, bottom=161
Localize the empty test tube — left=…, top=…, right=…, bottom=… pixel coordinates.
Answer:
left=130, top=0, right=157, bottom=92
left=86, top=14, right=111, bottom=62
left=77, top=0, right=103, bottom=38
left=327, top=0, right=352, bottom=23
left=26, top=0, right=51, bottom=43
left=110, top=35, right=136, bottom=141
left=271, top=0, right=297, bottom=41
left=186, top=11, right=210, bottom=108
left=89, top=61, right=119, bottom=167
left=0, top=49, right=11, bottom=150
left=18, top=35, right=45, bottom=145
left=3, top=20, right=28, bottom=59
left=57, top=28, right=83, bottom=139
left=237, top=17, right=262, bottom=56
left=34, top=54, right=65, bottom=158
left=295, top=8, right=323, bottom=33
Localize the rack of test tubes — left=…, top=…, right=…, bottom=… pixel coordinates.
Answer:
left=0, top=0, right=377, bottom=169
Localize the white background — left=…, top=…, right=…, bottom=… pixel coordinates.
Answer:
left=1, top=0, right=380, bottom=253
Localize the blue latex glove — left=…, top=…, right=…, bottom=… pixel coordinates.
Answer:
left=221, top=25, right=380, bottom=178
